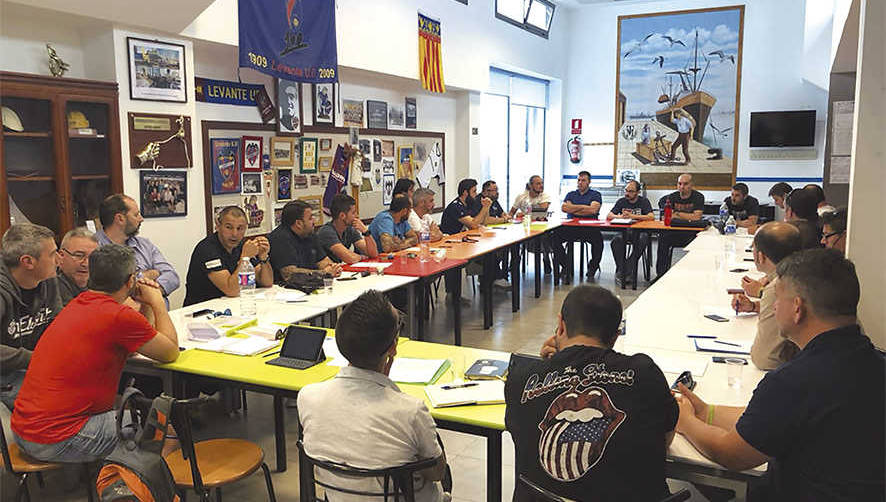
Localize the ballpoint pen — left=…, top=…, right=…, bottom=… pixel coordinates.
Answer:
left=713, top=340, right=741, bottom=347
left=441, top=382, right=478, bottom=390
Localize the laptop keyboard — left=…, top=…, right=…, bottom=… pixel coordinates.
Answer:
left=267, top=357, right=314, bottom=369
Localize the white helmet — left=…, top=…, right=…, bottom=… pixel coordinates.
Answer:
left=2, top=106, right=24, bottom=132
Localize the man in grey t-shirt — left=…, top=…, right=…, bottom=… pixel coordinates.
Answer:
left=315, top=194, right=378, bottom=264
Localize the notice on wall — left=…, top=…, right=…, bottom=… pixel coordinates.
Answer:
left=829, top=156, right=851, bottom=184
left=831, top=100, right=854, bottom=157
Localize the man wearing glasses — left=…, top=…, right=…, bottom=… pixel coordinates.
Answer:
left=607, top=180, right=653, bottom=286
left=56, top=228, right=99, bottom=305
left=820, top=208, right=847, bottom=253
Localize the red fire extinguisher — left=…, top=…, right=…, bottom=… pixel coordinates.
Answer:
left=566, top=135, right=582, bottom=164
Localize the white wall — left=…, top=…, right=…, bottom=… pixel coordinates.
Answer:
left=0, top=2, right=91, bottom=78
left=561, top=0, right=831, bottom=203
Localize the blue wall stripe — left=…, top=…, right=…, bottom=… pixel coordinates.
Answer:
left=562, top=174, right=612, bottom=180
left=736, top=177, right=823, bottom=182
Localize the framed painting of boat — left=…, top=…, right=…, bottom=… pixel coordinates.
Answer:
left=614, top=6, right=744, bottom=189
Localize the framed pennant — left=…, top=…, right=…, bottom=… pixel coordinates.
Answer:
left=241, top=136, right=263, bottom=171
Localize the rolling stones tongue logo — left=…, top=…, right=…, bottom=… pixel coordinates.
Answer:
left=537, top=386, right=625, bottom=481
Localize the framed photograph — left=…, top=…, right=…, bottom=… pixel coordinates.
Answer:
left=299, top=195, right=324, bottom=227
left=318, top=156, right=333, bottom=172
left=615, top=6, right=744, bottom=189
left=358, top=139, right=371, bottom=156
left=210, top=138, right=240, bottom=194
left=127, top=37, right=186, bottom=103
left=405, top=97, right=417, bottom=129
left=319, top=138, right=333, bottom=151
left=366, top=100, right=388, bottom=129
left=270, top=136, right=294, bottom=166
left=140, top=170, right=186, bottom=217
left=276, top=169, right=292, bottom=201
left=277, top=78, right=302, bottom=134
left=388, top=104, right=404, bottom=128
left=381, top=140, right=394, bottom=157
left=300, top=137, right=318, bottom=173
left=293, top=174, right=308, bottom=189
left=373, top=139, right=382, bottom=162
left=241, top=172, right=262, bottom=194
left=274, top=208, right=284, bottom=227
left=342, top=99, right=364, bottom=128
left=309, top=175, right=321, bottom=186
left=313, top=83, right=335, bottom=125
left=382, top=173, right=395, bottom=205
left=241, top=136, right=263, bottom=172
left=397, top=146, right=414, bottom=179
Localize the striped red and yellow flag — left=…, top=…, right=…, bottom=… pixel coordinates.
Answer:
left=418, top=13, right=445, bottom=93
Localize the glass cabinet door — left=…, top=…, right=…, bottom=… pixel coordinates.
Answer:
left=66, top=100, right=113, bottom=229
left=2, top=96, right=60, bottom=233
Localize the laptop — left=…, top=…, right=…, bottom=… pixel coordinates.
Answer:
left=265, top=325, right=327, bottom=370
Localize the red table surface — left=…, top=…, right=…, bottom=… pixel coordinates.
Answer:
left=343, top=256, right=467, bottom=277
left=560, top=219, right=705, bottom=232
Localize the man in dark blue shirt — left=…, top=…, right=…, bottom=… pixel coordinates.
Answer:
left=674, top=249, right=884, bottom=501
left=552, top=171, right=603, bottom=284
left=440, top=179, right=491, bottom=235
left=606, top=180, right=654, bottom=286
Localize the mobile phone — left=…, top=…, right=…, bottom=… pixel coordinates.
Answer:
left=190, top=308, right=213, bottom=317
left=704, top=314, right=730, bottom=322
left=726, top=288, right=744, bottom=294
left=743, top=258, right=754, bottom=262
left=729, top=268, right=748, bottom=273
left=671, top=371, right=696, bottom=391
left=712, top=356, right=747, bottom=364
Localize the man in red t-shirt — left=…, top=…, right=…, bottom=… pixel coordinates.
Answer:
left=11, top=244, right=179, bottom=463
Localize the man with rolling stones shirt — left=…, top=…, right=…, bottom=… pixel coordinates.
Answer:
left=505, top=285, right=677, bottom=501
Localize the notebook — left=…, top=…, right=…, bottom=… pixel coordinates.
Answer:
left=388, top=358, right=450, bottom=384
left=694, top=338, right=752, bottom=355
left=196, top=335, right=278, bottom=356
left=465, top=359, right=508, bottom=380
left=424, top=380, right=505, bottom=408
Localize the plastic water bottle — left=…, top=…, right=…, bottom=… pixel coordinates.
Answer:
left=719, top=203, right=729, bottom=224
left=522, top=203, right=532, bottom=233
left=419, top=222, right=431, bottom=262
left=725, top=215, right=737, bottom=235
left=238, top=258, right=257, bottom=317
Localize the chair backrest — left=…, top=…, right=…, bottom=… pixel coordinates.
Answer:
left=0, top=410, right=17, bottom=474
left=296, top=439, right=439, bottom=502
left=166, top=397, right=209, bottom=496
left=517, top=474, right=575, bottom=502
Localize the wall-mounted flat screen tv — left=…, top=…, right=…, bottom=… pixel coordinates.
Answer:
left=749, top=111, right=816, bottom=148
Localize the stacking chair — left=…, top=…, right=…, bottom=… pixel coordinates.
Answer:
left=163, top=397, right=276, bottom=502
left=517, top=474, right=691, bottom=502
left=297, top=439, right=440, bottom=502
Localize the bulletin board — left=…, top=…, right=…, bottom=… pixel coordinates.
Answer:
left=201, top=120, right=445, bottom=237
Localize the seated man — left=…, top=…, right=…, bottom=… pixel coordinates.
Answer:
left=820, top=207, right=847, bottom=253
left=509, top=175, right=551, bottom=219
left=56, top=227, right=98, bottom=305
left=552, top=171, right=603, bottom=283
left=298, top=290, right=449, bottom=501
left=408, top=188, right=444, bottom=242
left=506, top=285, right=677, bottom=501
left=804, top=183, right=835, bottom=216
left=440, top=178, right=491, bottom=235
left=481, top=181, right=509, bottom=225
left=768, top=182, right=793, bottom=221
left=11, top=244, right=180, bottom=463
left=183, top=206, right=273, bottom=306
left=369, top=196, right=419, bottom=253
left=96, top=194, right=180, bottom=304
left=317, top=194, right=378, bottom=263
left=724, top=182, right=760, bottom=230
left=675, top=249, right=884, bottom=500
left=730, top=222, right=801, bottom=370
left=0, top=224, right=63, bottom=410
left=268, top=200, right=342, bottom=283
left=607, top=180, right=653, bottom=285
left=784, top=188, right=821, bottom=249
left=656, top=173, right=704, bottom=277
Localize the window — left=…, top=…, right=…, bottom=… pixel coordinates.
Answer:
left=495, top=0, right=555, bottom=38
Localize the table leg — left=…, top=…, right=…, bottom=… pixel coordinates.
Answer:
left=486, top=432, right=502, bottom=502
left=482, top=255, right=494, bottom=330
left=407, top=282, right=419, bottom=340
left=622, top=230, right=628, bottom=290
left=511, top=244, right=520, bottom=313
left=273, top=395, right=287, bottom=472
left=453, top=271, right=462, bottom=346
left=534, top=241, right=541, bottom=298
left=579, top=239, right=586, bottom=279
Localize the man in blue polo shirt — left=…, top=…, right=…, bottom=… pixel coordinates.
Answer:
left=369, top=195, right=418, bottom=253
left=552, top=171, right=603, bottom=284
left=674, top=249, right=884, bottom=500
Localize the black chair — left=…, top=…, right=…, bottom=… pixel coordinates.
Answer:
left=518, top=474, right=691, bottom=502
left=297, top=439, right=440, bottom=502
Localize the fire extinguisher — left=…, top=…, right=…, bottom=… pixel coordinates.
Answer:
left=567, top=135, right=582, bottom=164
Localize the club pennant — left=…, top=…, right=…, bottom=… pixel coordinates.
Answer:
left=418, top=13, right=445, bottom=93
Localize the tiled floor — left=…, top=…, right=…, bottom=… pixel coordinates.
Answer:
left=2, top=241, right=721, bottom=502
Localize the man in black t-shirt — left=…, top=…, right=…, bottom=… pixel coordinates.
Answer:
left=675, top=249, right=884, bottom=500
left=183, top=206, right=273, bottom=306
left=315, top=194, right=378, bottom=264
left=440, top=179, right=491, bottom=235
left=656, top=173, right=705, bottom=277
left=505, top=285, right=677, bottom=501
left=268, top=200, right=342, bottom=283
left=606, top=180, right=654, bottom=285
left=724, top=182, right=760, bottom=229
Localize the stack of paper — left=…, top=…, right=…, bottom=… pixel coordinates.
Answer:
left=425, top=380, right=505, bottom=408
left=347, top=262, right=393, bottom=270
left=195, top=335, right=278, bottom=356
left=388, top=358, right=450, bottom=384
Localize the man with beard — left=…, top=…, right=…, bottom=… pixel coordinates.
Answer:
left=481, top=181, right=509, bottom=225
left=56, top=227, right=98, bottom=305
left=95, top=194, right=180, bottom=305
left=440, top=178, right=491, bottom=235
left=505, top=285, right=677, bottom=500
left=184, top=206, right=273, bottom=306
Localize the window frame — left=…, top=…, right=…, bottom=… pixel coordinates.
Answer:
left=494, top=0, right=556, bottom=39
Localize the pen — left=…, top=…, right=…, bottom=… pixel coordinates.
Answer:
left=263, top=350, right=280, bottom=358
left=713, top=340, right=741, bottom=347
left=441, top=382, right=478, bottom=390
left=687, top=334, right=716, bottom=339
left=286, top=300, right=308, bottom=303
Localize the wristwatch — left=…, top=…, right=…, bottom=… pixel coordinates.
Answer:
left=362, top=230, right=371, bottom=237
left=255, top=255, right=270, bottom=264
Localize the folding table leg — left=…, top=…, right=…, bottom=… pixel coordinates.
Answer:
left=510, top=244, right=520, bottom=312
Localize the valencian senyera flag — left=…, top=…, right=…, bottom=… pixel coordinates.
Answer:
left=239, top=0, right=338, bottom=83
left=418, top=13, right=445, bottom=93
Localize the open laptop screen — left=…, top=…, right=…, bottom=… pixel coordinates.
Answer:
left=280, top=325, right=326, bottom=361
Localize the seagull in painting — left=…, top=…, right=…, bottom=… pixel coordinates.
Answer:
left=710, top=122, right=733, bottom=139
left=652, top=55, right=665, bottom=68
left=708, top=50, right=735, bottom=63
left=643, top=33, right=656, bottom=42
left=662, top=35, right=686, bottom=47
left=623, top=46, right=638, bottom=58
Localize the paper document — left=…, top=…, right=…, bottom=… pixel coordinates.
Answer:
left=609, top=218, right=634, bottom=225
left=577, top=220, right=603, bottom=225
left=388, top=358, right=450, bottom=384
left=196, top=335, right=278, bottom=356
left=238, top=324, right=280, bottom=340
left=694, top=338, right=752, bottom=355
left=348, top=262, right=393, bottom=269
left=425, top=380, right=505, bottom=408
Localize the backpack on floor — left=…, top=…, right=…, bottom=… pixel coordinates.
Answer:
left=95, top=387, right=180, bottom=502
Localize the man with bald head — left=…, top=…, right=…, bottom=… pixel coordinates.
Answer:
left=731, top=222, right=802, bottom=370
left=656, top=173, right=705, bottom=276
